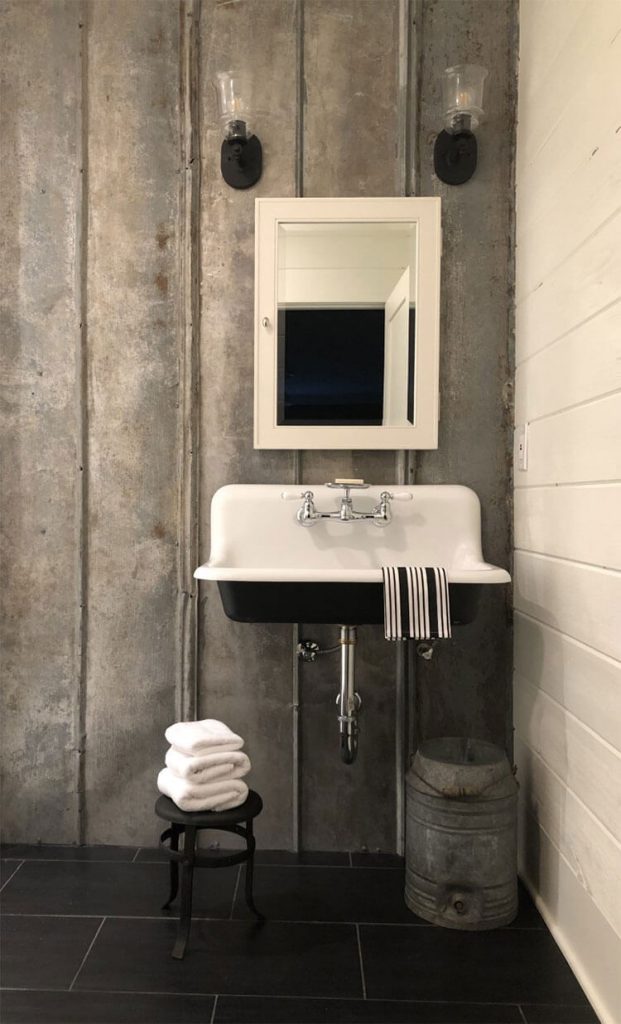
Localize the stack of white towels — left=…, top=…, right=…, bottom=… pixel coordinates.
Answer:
left=157, top=719, right=251, bottom=812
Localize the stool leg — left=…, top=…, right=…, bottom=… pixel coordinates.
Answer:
left=172, top=825, right=196, bottom=960
left=244, top=819, right=265, bottom=922
left=162, top=823, right=182, bottom=910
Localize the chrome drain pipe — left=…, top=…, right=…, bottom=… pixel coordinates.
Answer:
left=337, top=626, right=361, bottom=764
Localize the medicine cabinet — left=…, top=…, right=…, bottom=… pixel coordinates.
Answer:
left=254, top=197, right=441, bottom=450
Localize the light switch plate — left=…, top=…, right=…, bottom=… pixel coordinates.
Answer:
left=516, top=423, right=528, bottom=471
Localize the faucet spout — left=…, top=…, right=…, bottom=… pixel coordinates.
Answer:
left=339, top=491, right=355, bottom=520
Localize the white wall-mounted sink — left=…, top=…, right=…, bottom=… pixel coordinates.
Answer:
left=194, top=484, right=510, bottom=625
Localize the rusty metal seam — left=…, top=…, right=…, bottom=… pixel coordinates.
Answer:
left=394, top=0, right=412, bottom=858
left=505, top=0, right=519, bottom=760
left=75, top=0, right=90, bottom=846
left=291, top=0, right=305, bottom=854
left=176, top=0, right=201, bottom=724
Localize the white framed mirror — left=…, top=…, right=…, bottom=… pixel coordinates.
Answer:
left=254, top=197, right=441, bottom=449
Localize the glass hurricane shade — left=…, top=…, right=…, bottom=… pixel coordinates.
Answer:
left=214, top=70, right=254, bottom=139
left=441, top=64, right=488, bottom=133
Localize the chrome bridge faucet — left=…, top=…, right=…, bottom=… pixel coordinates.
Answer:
left=297, top=480, right=393, bottom=527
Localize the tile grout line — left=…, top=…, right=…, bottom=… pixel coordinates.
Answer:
left=1, top=856, right=142, bottom=864
left=0, top=861, right=24, bottom=893
left=0, top=912, right=545, bottom=930
left=210, top=993, right=219, bottom=1024
left=0, top=861, right=402, bottom=869
left=2, top=913, right=239, bottom=922
left=1, top=853, right=403, bottom=869
left=355, top=923, right=367, bottom=999
left=0, top=989, right=588, bottom=1009
left=68, top=917, right=106, bottom=991
left=229, top=865, right=241, bottom=919
left=254, top=862, right=404, bottom=870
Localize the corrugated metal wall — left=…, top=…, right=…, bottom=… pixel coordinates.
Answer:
left=0, top=0, right=516, bottom=849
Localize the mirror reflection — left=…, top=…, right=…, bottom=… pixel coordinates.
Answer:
left=276, top=222, right=417, bottom=427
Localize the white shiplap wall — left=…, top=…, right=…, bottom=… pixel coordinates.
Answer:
left=515, top=2, right=621, bottom=1022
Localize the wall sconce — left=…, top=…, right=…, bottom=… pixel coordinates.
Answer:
left=214, top=71, right=262, bottom=190
left=433, top=64, right=488, bottom=186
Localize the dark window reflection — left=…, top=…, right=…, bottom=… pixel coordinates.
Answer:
left=407, top=308, right=415, bottom=425
left=277, top=308, right=385, bottom=426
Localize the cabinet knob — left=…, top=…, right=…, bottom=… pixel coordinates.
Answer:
left=261, top=316, right=270, bottom=328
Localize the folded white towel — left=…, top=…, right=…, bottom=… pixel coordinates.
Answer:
left=165, top=746, right=251, bottom=783
left=157, top=768, right=248, bottom=812
left=164, top=719, right=244, bottom=756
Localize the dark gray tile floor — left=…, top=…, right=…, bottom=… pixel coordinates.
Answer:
left=0, top=845, right=597, bottom=1024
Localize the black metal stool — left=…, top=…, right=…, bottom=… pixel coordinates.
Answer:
left=155, top=789, right=264, bottom=959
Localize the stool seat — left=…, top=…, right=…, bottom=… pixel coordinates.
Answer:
left=155, top=790, right=263, bottom=828
left=155, top=787, right=264, bottom=960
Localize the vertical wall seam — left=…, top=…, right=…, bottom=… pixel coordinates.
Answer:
left=394, top=0, right=411, bottom=857
left=408, top=0, right=422, bottom=493
left=506, top=2, right=519, bottom=759
left=406, top=0, right=422, bottom=768
left=176, top=0, right=201, bottom=722
left=295, top=0, right=305, bottom=201
left=191, top=0, right=202, bottom=720
left=75, top=0, right=90, bottom=846
left=410, top=0, right=424, bottom=208
left=396, top=0, right=409, bottom=198
left=291, top=0, right=305, bottom=853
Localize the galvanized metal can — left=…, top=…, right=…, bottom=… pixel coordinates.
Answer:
left=405, top=737, right=518, bottom=930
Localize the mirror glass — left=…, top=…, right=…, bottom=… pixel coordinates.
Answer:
left=276, top=222, right=417, bottom=428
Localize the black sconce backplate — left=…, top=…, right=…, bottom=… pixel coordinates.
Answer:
left=220, top=135, right=262, bottom=190
left=434, top=129, right=478, bottom=186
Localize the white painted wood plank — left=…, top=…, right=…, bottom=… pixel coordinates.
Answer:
left=514, top=550, right=621, bottom=661
left=517, top=34, right=621, bottom=205
left=515, top=676, right=621, bottom=842
left=515, top=611, right=621, bottom=757
left=515, top=301, right=621, bottom=418
left=519, top=812, right=621, bottom=1024
left=515, top=736, right=621, bottom=936
left=517, top=87, right=621, bottom=246
left=516, top=5, right=621, bottom=1014
left=514, top=484, right=621, bottom=570
left=516, top=210, right=621, bottom=362
left=518, top=0, right=591, bottom=104
left=516, top=144, right=621, bottom=302
left=517, top=0, right=621, bottom=169
left=514, top=393, right=621, bottom=485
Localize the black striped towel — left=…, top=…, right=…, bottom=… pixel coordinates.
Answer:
left=382, top=566, right=452, bottom=641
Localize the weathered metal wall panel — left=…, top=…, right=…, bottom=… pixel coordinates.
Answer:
left=197, top=0, right=299, bottom=848
left=298, top=0, right=403, bottom=851
left=1, top=0, right=516, bottom=851
left=414, top=0, right=516, bottom=749
left=83, top=0, right=182, bottom=844
left=0, top=0, right=83, bottom=842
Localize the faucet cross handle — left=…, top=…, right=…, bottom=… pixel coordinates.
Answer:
left=297, top=490, right=318, bottom=527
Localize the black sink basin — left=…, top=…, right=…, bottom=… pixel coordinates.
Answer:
left=218, top=581, right=481, bottom=625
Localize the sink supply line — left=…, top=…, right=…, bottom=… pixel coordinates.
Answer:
left=297, top=639, right=341, bottom=662
left=298, top=626, right=362, bottom=764
left=337, top=626, right=361, bottom=764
